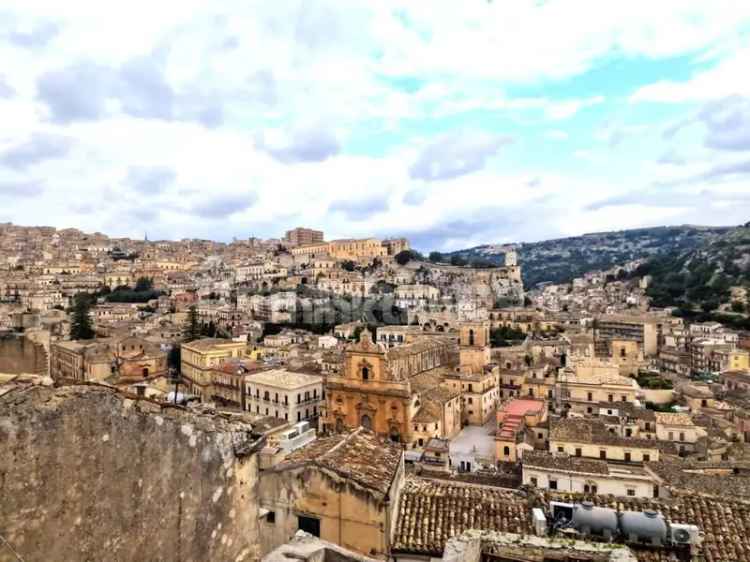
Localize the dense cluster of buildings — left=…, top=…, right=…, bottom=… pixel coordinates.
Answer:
left=2, top=221, right=750, bottom=562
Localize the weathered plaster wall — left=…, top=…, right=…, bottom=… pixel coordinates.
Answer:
left=0, top=384, right=262, bottom=562
left=258, top=467, right=391, bottom=558
left=0, top=335, right=47, bottom=376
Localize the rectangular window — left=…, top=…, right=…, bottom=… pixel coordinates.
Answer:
left=575, top=448, right=582, bottom=457
left=557, top=446, right=564, bottom=453
left=587, top=392, right=593, bottom=401
left=627, top=489, right=636, bottom=497
left=267, top=511, right=276, bottom=524
left=530, top=477, right=538, bottom=487
left=624, top=452, right=631, bottom=462
left=643, top=454, right=650, bottom=462
left=549, top=479, right=558, bottom=490
left=298, top=516, right=320, bottom=537
left=600, top=450, right=607, bottom=460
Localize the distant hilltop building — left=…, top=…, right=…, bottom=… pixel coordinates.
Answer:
left=289, top=236, right=410, bottom=263
left=283, top=227, right=324, bottom=247
left=382, top=237, right=410, bottom=255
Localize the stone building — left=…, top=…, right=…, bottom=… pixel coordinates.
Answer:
left=258, top=428, right=404, bottom=558
left=556, top=361, right=640, bottom=415
left=521, top=451, right=656, bottom=498
left=328, top=238, right=388, bottom=262
left=549, top=418, right=661, bottom=463
left=495, top=398, right=548, bottom=463
left=321, top=329, right=460, bottom=445
left=443, top=323, right=499, bottom=426
left=50, top=336, right=167, bottom=383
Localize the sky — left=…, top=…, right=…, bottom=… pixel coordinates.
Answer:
left=1, top=1, right=750, bottom=251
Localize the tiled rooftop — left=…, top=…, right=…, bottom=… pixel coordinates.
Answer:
left=394, top=476, right=750, bottom=561
left=393, top=478, right=532, bottom=555
left=531, top=489, right=750, bottom=562
left=522, top=451, right=609, bottom=475
left=246, top=368, right=322, bottom=389
left=276, top=428, right=402, bottom=499
left=654, top=412, right=694, bottom=427
left=183, top=338, right=244, bottom=351
left=551, top=418, right=657, bottom=449
left=413, top=399, right=442, bottom=423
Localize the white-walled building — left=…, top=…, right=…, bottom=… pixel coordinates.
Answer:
left=522, top=451, right=657, bottom=498
left=245, top=369, right=324, bottom=424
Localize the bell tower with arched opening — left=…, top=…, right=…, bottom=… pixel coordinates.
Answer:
left=459, top=322, right=491, bottom=374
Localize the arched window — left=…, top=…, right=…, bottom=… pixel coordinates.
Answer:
left=362, top=366, right=370, bottom=381
left=360, top=414, right=372, bottom=430
left=469, top=329, right=475, bottom=346
left=503, top=446, right=510, bottom=456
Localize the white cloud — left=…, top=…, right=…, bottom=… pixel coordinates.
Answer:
left=631, top=46, right=750, bottom=103
left=0, top=0, right=749, bottom=248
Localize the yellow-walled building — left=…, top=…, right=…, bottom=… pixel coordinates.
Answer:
left=258, top=429, right=404, bottom=558
left=181, top=338, right=247, bottom=399
left=322, top=329, right=460, bottom=445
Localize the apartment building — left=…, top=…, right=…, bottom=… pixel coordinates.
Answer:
left=550, top=418, right=660, bottom=464
left=594, top=314, right=659, bottom=356
left=180, top=338, right=247, bottom=399
left=557, top=361, right=640, bottom=415
left=245, top=369, right=323, bottom=424
left=283, top=227, right=324, bottom=247
left=522, top=452, right=656, bottom=498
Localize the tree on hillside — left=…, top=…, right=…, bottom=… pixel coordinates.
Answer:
left=450, top=255, right=467, bottom=267
left=70, top=294, right=95, bottom=340
left=394, top=250, right=423, bottom=266
left=167, top=345, right=181, bottom=370
left=428, top=251, right=443, bottom=263
left=183, top=305, right=200, bottom=342
left=134, top=276, right=154, bottom=292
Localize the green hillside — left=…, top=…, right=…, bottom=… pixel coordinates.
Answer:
left=439, top=225, right=730, bottom=288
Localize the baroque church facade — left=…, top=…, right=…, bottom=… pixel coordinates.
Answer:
left=322, top=323, right=498, bottom=446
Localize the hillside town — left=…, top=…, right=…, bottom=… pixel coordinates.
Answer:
left=2, top=222, right=750, bottom=562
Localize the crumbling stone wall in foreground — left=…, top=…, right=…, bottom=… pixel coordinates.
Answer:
left=0, top=384, right=262, bottom=562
